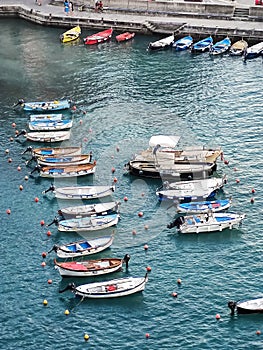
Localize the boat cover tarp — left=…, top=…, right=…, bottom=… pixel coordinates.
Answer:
left=149, top=135, right=181, bottom=148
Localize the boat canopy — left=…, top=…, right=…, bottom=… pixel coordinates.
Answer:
left=148, top=135, right=181, bottom=148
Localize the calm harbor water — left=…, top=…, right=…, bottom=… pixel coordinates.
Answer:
left=1, top=17, right=263, bottom=350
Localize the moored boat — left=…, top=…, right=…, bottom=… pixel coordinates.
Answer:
left=54, top=254, right=130, bottom=277
left=167, top=212, right=245, bottom=233
left=156, top=176, right=227, bottom=201
left=49, top=235, right=114, bottom=258
left=58, top=201, right=120, bottom=218
left=59, top=273, right=148, bottom=298
left=22, top=146, right=82, bottom=157
left=42, top=184, right=115, bottom=200
left=176, top=198, right=231, bottom=214
left=229, top=39, right=248, bottom=56
left=31, top=162, right=96, bottom=178
left=209, top=37, right=231, bottom=55
left=13, top=99, right=72, bottom=112
left=116, top=32, right=135, bottom=42
left=173, top=36, right=193, bottom=51
left=244, top=41, right=263, bottom=60
left=36, top=153, right=93, bottom=166
left=60, top=25, right=81, bottom=43
left=83, top=28, right=113, bottom=45
left=50, top=213, right=120, bottom=232
left=28, top=119, right=73, bottom=131
left=29, top=114, right=63, bottom=122
left=148, top=35, right=174, bottom=51
left=16, top=129, right=71, bottom=142
left=191, top=36, right=213, bottom=53
left=228, top=298, right=263, bottom=315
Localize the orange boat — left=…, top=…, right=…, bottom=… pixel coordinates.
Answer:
left=116, top=32, right=135, bottom=43
left=83, top=28, right=113, bottom=45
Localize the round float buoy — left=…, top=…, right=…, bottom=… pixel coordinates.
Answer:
left=177, top=278, right=182, bottom=285
left=40, top=220, right=45, bottom=226
left=79, top=119, right=83, bottom=125
left=47, top=279, right=52, bottom=284
left=172, top=292, right=178, bottom=298
left=141, top=192, right=145, bottom=197
left=72, top=105, right=77, bottom=111
left=84, top=334, right=90, bottom=341
left=35, top=197, right=39, bottom=203
left=224, top=160, right=229, bottom=165
left=146, top=266, right=151, bottom=272
left=116, top=146, right=120, bottom=152
left=83, top=137, right=88, bottom=142
left=12, top=122, right=16, bottom=128
left=124, top=196, right=128, bottom=202
left=236, top=179, right=240, bottom=183
left=19, top=185, right=23, bottom=191
left=17, top=166, right=21, bottom=171
left=111, top=167, right=116, bottom=173
left=215, top=313, right=221, bottom=320
left=42, top=252, right=47, bottom=258
left=15, top=130, right=19, bottom=135
left=256, top=330, right=261, bottom=335
left=9, top=137, right=14, bottom=142
left=64, top=309, right=70, bottom=315
left=41, top=262, right=46, bottom=267
left=251, top=188, right=256, bottom=194
left=47, top=230, right=52, bottom=236
left=113, top=177, right=118, bottom=183
left=132, top=229, right=137, bottom=235
left=145, top=333, right=150, bottom=339
left=144, top=244, right=148, bottom=250
left=5, top=149, right=9, bottom=154
left=250, top=198, right=255, bottom=204
left=43, top=299, right=48, bottom=306
left=24, top=175, right=29, bottom=181
left=6, top=209, right=11, bottom=215
left=144, top=225, right=149, bottom=230
left=138, top=211, right=144, bottom=217
left=8, top=158, right=12, bottom=163
left=82, top=110, right=86, bottom=114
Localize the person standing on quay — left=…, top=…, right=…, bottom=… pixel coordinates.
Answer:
left=64, top=0, right=70, bottom=15
left=69, top=1, right=74, bottom=15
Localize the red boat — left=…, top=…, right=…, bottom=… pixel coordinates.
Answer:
left=116, top=32, right=135, bottom=43
left=83, top=28, right=113, bottom=45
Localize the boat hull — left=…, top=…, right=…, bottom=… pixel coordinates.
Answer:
left=23, top=100, right=71, bottom=112
left=176, top=199, right=231, bottom=214
left=84, top=28, right=113, bottom=45
left=25, top=130, right=71, bottom=142
left=52, top=185, right=115, bottom=200
left=59, top=201, right=120, bottom=218
left=39, top=163, right=96, bottom=178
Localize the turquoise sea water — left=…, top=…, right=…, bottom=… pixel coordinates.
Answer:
left=1, top=18, right=263, bottom=350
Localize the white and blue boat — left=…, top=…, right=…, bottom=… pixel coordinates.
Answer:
left=28, top=119, right=73, bottom=131
left=14, top=99, right=72, bottom=112
left=148, top=35, right=174, bottom=51
left=173, top=36, right=193, bottom=51
left=244, top=41, right=263, bottom=60
left=192, top=36, right=213, bottom=53
left=176, top=198, right=231, bottom=214
left=209, top=37, right=231, bottom=55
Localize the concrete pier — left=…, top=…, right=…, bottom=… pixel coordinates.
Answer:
left=0, top=0, right=263, bottom=41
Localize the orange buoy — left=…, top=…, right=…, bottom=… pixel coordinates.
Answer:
left=141, top=192, right=145, bottom=197
left=72, top=105, right=77, bottom=111
left=9, top=137, right=14, bottom=142
left=251, top=188, right=256, bottom=193
left=47, top=230, right=52, bottom=236
left=215, top=313, right=221, bottom=320
left=113, top=177, right=118, bottom=183
left=40, top=220, right=45, bottom=226
left=42, top=252, right=47, bottom=258
left=138, top=211, right=143, bottom=217
left=124, top=196, right=128, bottom=202
left=256, top=330, right=261, bottom=335
left=6, top=208, right=11, bottom=215
left=41, top=261, right=46, bottom=267
left=132, top=229, right=137, bottom=235
left=116, top=146, right=120, bottom=152
left=47, top=279, right=52, bottom=284
left=224, top=160, right=229, bottom=165
left=250, top=198, right=255, bottom=204
left=172, top=292, right=178, bottom=298
left=79, top=119, right=83, bottom=124
left=111, top=167, right=116, bottom=173
left=144, top=225, right=149, bottom=230
left=144, top=244, right=148, bottom=250
left=145, top=333, right=150, bottom=339
left=35, top=197, right=39, bottom=203
left=19, top=185, right=23, bottom=191
left=12, top=122, right=16, bottom=128
left=8, top=158, right=12, bottom=163
left=146, top=266, right=151, bottom=272
left=177, top=278, right=182, bottom=285
left=83, top=137, right=88, bottom=142
left=17, top=166, right=21, bottom=171
left=236, top=179, right=240, bottom=183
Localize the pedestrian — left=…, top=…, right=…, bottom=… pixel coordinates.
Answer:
left=64, top=0, right=70, bottom=15
left=69, top=1, right=74, bottom=15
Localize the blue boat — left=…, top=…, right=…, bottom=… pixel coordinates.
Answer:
left=191, top=36, right=213, bottom=53
left=14, top=99, right=72, bottom=112
left=210, top=37, right=231, bottom=56
left=176, top=199, right=231, bottom=214
left=244, top=42, right=263, bottom=60
left=173, top=36, right=193, bottom=51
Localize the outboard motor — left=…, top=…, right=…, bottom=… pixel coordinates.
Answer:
left=123, top=254, right=131, bottom=269
left=30, top=165, right=42, bottom=174
left=15, top=129, right=27, bottom=138
left=13, top=99, right=25, bottom=108
left=48, top=244, right=59, bottom=253
left=167, top=216, right=185, bottom=229
left=21, top=146, right=33, bottom=155
left=59, top=283, right=76, bottom=294
left=42, top=183, right=56, bottom=194
left=47, top=216, right=60, bottom=227
left=228, top=301, right=237, bottom=315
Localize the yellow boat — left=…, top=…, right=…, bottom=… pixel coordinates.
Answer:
left=60, top=25, right=81, bottom=43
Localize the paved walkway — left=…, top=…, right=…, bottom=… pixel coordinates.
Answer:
left=2, top=0, right=263, bottom=33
